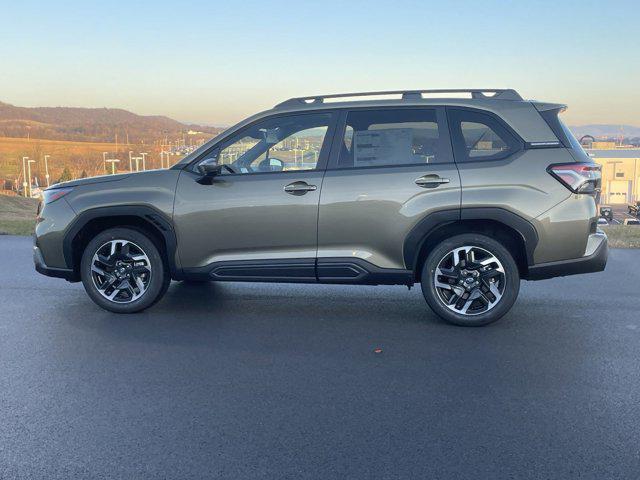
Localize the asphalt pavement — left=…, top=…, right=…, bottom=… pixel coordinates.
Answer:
left=1, top=235, right=639, bottom=479
left=604, top=204, right=638, bottom=224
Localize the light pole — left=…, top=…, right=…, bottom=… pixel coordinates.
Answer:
left=44, top=155, right=50, bottom=187
left=106, top=158, right=120, bottom=174
left=133, top=156, right=142, bottom=172
left=102, top=152, right=108, bottom=173
left=140, top=152, right=148, bottom=171
left=22, top=156, right=29, bottom=197
left=27, top=159, right=36, bottom=198
left=128, top=151, right=133, bottom=171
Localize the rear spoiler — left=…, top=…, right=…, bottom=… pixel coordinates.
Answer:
left=531, top=101, right=567, bottom=113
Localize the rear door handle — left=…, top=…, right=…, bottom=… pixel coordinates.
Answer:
left=284, top=181, right=317, bottom=195
left=415, top=175, right=450, bottom=188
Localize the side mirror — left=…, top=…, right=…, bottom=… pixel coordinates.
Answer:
left=257, top=157, right=284, bottom=172
left=197, top=157, right=222, bottom=176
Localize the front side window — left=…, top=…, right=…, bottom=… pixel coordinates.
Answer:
left=448, top=109, right=521, bottom=162
left=335, top=109, right=448, bottom=169
left=214, top=113, right=332, bottom=174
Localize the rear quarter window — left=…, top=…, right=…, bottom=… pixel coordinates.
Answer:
left=447, top=108, right=523, bottom=162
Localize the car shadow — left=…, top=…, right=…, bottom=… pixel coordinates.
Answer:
left=63, top=280, right=459, bottom=346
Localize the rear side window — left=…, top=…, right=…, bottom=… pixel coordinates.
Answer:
left=448, top=109, right=522, bottom=162
left=334, top=108, right=450, bottom=169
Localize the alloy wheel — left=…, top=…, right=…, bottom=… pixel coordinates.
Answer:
left=90, top=239, right=152, bottom=303
left=433, top=245, right=506, bottom=316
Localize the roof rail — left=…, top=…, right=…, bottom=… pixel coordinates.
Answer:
left=275, top=89, right=522, bottom=108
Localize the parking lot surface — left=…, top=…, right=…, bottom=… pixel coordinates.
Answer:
left=1, top=235, right=639, bottom=479
left=602, top=204, right=638, bottom=224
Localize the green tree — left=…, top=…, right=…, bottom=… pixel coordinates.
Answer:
left=57, top=166, right=73, bottom=184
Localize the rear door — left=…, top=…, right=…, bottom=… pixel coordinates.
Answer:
left=317, top=107, right=461, bottom=278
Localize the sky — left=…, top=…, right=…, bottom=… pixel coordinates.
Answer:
left=0, top=0, right=638, bottom=126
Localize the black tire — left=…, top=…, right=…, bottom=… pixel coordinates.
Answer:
left=80, top=227, right=170, bottom=313
left=420, top=233, right=520, bottom=327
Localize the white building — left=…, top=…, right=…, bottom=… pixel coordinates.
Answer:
left=587, top=149, right=640, bottom=205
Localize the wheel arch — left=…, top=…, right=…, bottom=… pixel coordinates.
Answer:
left=404, top=208, right=537, bottom=280
left=63, top=205, right=179, bottom=281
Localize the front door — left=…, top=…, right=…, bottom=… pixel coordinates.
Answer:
left=317, top=107, right=461, bottom=278
left=174, top=112, right=337, bottom=281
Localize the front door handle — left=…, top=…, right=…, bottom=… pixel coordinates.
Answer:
left=415, top=174, right=450, bottom=188
left=284, top=181, right=317, bottom=195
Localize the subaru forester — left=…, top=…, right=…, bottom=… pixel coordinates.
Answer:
left=33, top=89, right=607, bottom=326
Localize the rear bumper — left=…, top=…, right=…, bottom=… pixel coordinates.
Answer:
left=525, top=231, right=608, bottom=281
left=33, top=242, right=77, bottom=281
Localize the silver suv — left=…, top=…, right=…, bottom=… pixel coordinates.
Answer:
left=33, top=89, right=607, bottom=326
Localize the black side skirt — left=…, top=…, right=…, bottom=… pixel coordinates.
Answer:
left=316, top=258, right=413, bottom=285
left=181, top=257, right=414, bottom=286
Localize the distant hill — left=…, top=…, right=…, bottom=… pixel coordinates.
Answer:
left=2, top=100, right=636, bottom=144
left=569, top=124, right=640, bottom=139
left=0, top=101, right=221, bottom=144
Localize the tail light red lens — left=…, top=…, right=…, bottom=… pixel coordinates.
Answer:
left=547, top=162, right=601, bottom=195
left=42, top=187, right=74, bottom=204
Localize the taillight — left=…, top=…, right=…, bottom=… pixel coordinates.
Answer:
left=547, top=162, right=601, bottom=195
left=42, top=187, right=74, bottom=204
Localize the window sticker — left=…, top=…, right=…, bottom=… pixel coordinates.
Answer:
left=353, top=128, right=412, bottom=167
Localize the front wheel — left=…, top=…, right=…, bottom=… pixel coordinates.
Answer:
left=421, top=234, right=520, bottom=326
left=80, top=227, right=170, bottom=313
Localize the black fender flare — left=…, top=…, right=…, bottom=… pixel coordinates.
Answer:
left=403, top=207, right=538, bottom=271
left=62, top=205, right=180, bottom=278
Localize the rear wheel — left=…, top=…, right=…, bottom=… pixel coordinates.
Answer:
left=80, top=227, right=170, bottom=313
left=421, top=234, right=520, bottom=326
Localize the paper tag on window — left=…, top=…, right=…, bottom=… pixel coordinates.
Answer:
left=353, top=128, right=412, bottom=167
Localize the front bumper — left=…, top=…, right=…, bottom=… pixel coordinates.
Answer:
left=525, top=231, right=608, bottom=281
left=33, top=242, right=77, bottom=281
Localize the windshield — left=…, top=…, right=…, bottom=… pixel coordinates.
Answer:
left=558, top=115, right=585, bottom=152
left=540, top=108, right=591, bottom=161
